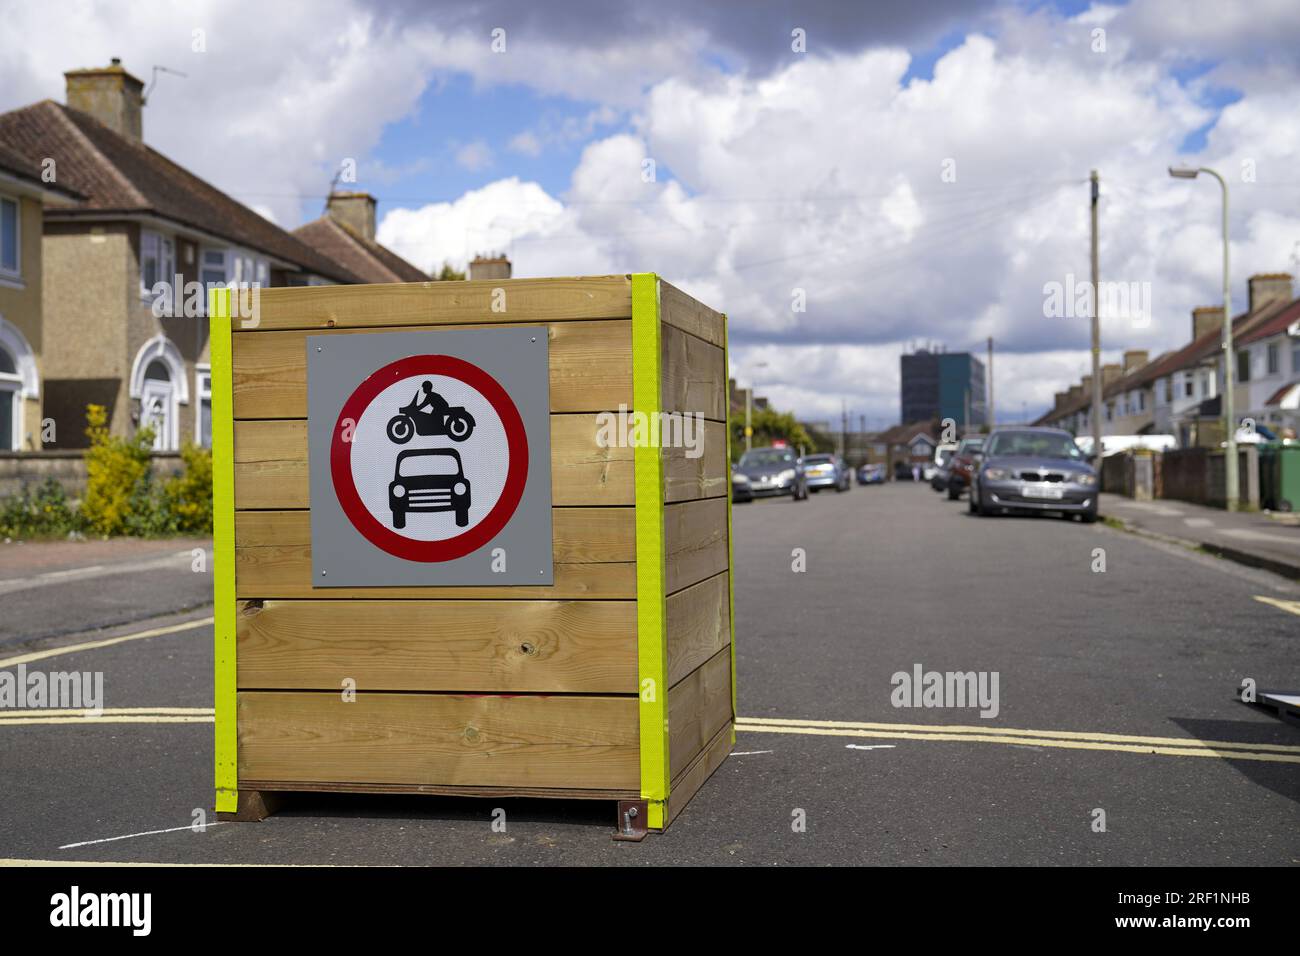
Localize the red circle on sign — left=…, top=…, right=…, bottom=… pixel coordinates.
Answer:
left=330, top=355, right=529, bottom=562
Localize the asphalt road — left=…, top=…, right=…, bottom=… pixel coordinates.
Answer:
left=1, top=484, right=1297, bottom=865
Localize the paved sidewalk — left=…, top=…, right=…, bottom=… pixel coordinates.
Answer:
left=1101, top=493, right=1300, bottom=579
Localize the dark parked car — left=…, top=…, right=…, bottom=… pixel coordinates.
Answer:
left=969, top=427, right=1098, bottom=522
left=803, top=453, right=850, bottom=492
left=389, top=448, right=471, bottom=529
left=732, top=446, right=807, bottom=501
left=945, top=436, right=985, bottom=499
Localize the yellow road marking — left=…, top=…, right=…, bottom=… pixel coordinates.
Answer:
left=739, top=716, right=1300, bottom=754
left=0, top=859, right=337, bottom=868
left=736, top=722, right=1300, bottom=764
left=0, top=707, right=213, bottom=719
left=0, top=617, right=213, bottom=669
left=1254, top=595, right=1300, bottom=617
left=0, top=715, right=213, bottom=726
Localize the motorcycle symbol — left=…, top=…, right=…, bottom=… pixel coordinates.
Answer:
left=386, top=381, right=476, bottom=444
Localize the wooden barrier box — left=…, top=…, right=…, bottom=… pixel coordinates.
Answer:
left=210, top=274, right=735, bottom=833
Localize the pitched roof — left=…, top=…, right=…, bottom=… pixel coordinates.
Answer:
left=293, top=216, right=427, bottom=284
left=876, top=420, right=939, bottom=445
left=1236, top=296, right=1300, bottom=346
left=0, top=100, right=360, bottom=283
left=1264, top=381, right=1300, bottom=407
left=0, top=139, right=81, bottom=199
left=1039, top=296, right=1299, bottom=424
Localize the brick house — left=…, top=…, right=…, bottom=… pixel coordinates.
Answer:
left=0, top=59, right=365, bottom=451
left=0, top=144, right=79, bottom=450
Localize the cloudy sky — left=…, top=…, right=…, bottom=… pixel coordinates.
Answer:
left=4, top=0, right=1300, bottom=427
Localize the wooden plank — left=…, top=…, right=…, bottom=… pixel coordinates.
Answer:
left=237, top=598, right=637, bottom=693
left=234, top=509, right=636, bottom=599
left=667, top=646, right=733, bottom=780
left=660, top=280, right=725, bottom=348
left=665, top=571, right=730, bottom=688
left=237, top=691, right=639, bottom=790
left=234, top=415, right=636, bottom=509
left=662, top=419, right=727, bottom=503
left=665, top=720, right=733, bottom=827
left=232, top=319, right=631, bottom=419
left=664, top=497, right=729, bottom=595
left=660, top=323, right=726, bottom=422
left=237, top=780, right=636, bottom=800
left=240, top=276, right=632, bottom=332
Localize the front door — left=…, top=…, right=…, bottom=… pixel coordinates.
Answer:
left=141, top=380, right=174, bottom=451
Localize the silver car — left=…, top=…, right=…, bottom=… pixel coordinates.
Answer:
left=969, top=427, right=1099, bottom=522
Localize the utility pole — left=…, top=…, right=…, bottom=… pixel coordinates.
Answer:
left=1089, top=170, right=1103, bottom=468
left=986, top=336, right=994, bottom=429
left=841, top=399, right=848, bottom=458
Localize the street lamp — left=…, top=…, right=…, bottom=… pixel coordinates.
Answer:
left=1168, top=164, right=1238, bottom=511
left=745, top=361, right=769, bottom=454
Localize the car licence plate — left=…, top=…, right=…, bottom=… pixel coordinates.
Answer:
left=1022, top=484, right=1063, bottom=500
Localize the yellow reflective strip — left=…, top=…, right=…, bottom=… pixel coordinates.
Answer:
left=631, top=273, right=670, bottom=806
left=209, top=286, right=238, bottom=814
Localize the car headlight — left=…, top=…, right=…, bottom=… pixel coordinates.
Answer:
left=393, top=485, right=405, bottom=497
left=983, top=467, right=1009, bottom=481
left=453, top=481, right=468, bottom=496
left=733, top=473, right=750, bottom=484
left=778, top=468, right=797, bottom=483
left=1076, top=474, right=1097, bottom=487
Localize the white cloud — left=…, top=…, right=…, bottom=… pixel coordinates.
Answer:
left=454, top=139, right=494, bottom=171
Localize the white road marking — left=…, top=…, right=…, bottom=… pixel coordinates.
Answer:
left=59, top=822, right=229, bottom=850
left=845, top=744, right=896, bottom=751
left=729, top=750, right=774, bottom=756
left=1183, top=517, right=1215, bottom=528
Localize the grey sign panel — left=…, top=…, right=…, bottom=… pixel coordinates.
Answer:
left=307, top=326, right=553, bottom=587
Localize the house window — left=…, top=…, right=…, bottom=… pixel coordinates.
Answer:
left=0, top=344, right=18, bottom=450
left=1237, top=350, right=1251, bottom=383
left=1164, top=378, right=1172, bottom=403
left=1267, top=342, right=1279, bottom=375
left=140, top=230, right=175, bottom=297
left=1185, top=375, right=1194, bottom=398
left=1137, top=391, right=1145, bottom=412
left=196, top=364, right=212, bottom=448
left=201, top=248, right=228, bottom=287
left=1293, top=340, right=1300, bottom=375
left=1105, top=402, right=1114, bottom=422
left=0, top=196, right=19, bottom=279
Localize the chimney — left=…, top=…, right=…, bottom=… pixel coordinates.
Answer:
left=1067, top=385, right=1083, bottom=404
left=469, top=254, right=511, bottom=281
left=1053, top=391, right=1068, bottom=411
left=326, top=191, right=377, bottom=241
left=1192, top=306, right=1224, bottom=341
left=1081, top=374, right=1093, bottom=396
left=1247, top=273, right=1293, bottom=314
left=1101, top=363, right=1122, bottom=388
left=65, top=58, right=144, bottom=141
left=1122, top=349, right=1149, bottom=374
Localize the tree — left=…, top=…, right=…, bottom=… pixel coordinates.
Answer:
left=730, top=407, right=828, bottom=462
left=432, top=262, right=466, bottom=281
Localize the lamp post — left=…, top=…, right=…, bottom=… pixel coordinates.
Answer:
left=744, top=360, right=769, bottom=454
left=1169, top=164, right=1238, bottom=510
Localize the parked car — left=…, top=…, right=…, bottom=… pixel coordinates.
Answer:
left=930, top=445, right=956, bottom=491
left=804, top=453, right=850, bottom=492
left=969, top=427, right=1099, bottom=522
left=733, top=446, right=807, bottom=501
left=893, top=460, right=915, bottom=481
left=945, top=436, right=985, bottom=499
left=857, top=463, right=885, bottom=485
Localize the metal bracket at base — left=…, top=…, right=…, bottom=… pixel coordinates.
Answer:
left=612, top=800, right=649, bottom=842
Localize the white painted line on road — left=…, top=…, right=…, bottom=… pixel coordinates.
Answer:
left=737, top=723, right=1300, bottom=764
left=1183, top=518, right=1215, bottom=528
left=0, top=616, right=213, bottom=668
left=729, top=750, right=774, bottom=756
left=0, top=550, right=196, bottom=596
left=1, top=859, right=349, bottom=867
left=0, top=715, right=213, bottom=726
left=845, top=744, right=896, bottom=750
left=60, top=822, right=229, bottom=850
left=739, top=715, right=1300, bottom=754
left=1254, top=595, right=1300, bottom=617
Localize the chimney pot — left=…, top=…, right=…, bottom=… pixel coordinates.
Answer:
left=469, top=254, right=512, bottom=281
